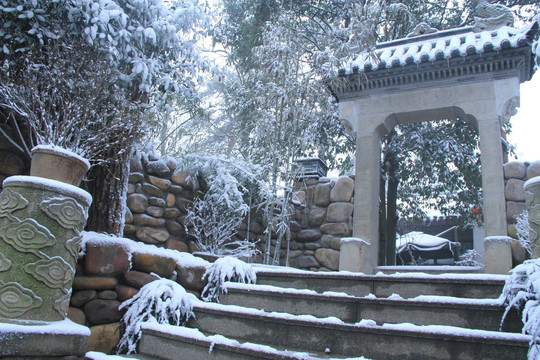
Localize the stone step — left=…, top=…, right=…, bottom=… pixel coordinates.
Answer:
left=137, top=323, right=353, bottom=360
left=254, top=267, right=507, bottom=299
left=220, top=283, right=521, bottom=332
left=184, top=302, right=530, bottom=360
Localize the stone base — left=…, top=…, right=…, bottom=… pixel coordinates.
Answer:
left=0, top=319, right=89, bottom=358
left=339, top=237, right=372, bottom=273
left=484, top=236, right=513, bottom=274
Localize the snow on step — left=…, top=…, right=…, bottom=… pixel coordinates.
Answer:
left=187, top=301, right=529, bottom=360
left=138, top=323, right=368, bottom=360
left=253, top=266, right=507, bottom=298
left=220, top=282, right=521, bottom=332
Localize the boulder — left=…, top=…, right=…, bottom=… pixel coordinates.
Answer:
left=142, top=183, right=164, bottom=198
left=127, top=193, right=148, bottom=213
left=84, top=244, right=131, bottom=276
left=176, top=197, right=194, bottom=212
left=128, top=172, right=145, bottom=183
left=296, top=229, right=322, bottom=243
left=296, top=255, right=320, bottom=269
left=70, top=290, right=97, bottom=308
left=330, top=237, right=342, bottom=250
left=527, top=161, right=540, bottom=180
left=321, top=222, right=350, bottom=236
left=97, top=290, right=118, bottom=300
left=87, top=323, right=122, bottom=354
left=131, top=253, right=177, bottom=277
left=511, top=239, right=529, bottom=267
left=308, top=208, right=326, bottom=227
left=315, top=248, right=340, bottom=270
left=292, top=191, right=306, bottom=205
left=166, top=220, right=186, bottom=237
left=72, top=276, right=118, bottom=291
left=67, top=307, right=86, bottom=326
left=130, top=154, right=144, bottom=172
left=146, top=159, right=171, bottom=178
left=149, top=196, right=167, bottom=207
left=124, top=270, right=159, bottom=289
left=330, top=176, right=354, bottom=203
left=148, top=175, right=171, bottom=190
left=166, top=193, right=176, bottom=207
left=163, top=207, right=181, bottom=219
left=171, top=170, right=199, bottom=190
left=133, top=213, right=166, bottom=227
left=166, top=238, right=189, bottom=252
left=84, top=299, right=122, bottom=325
left=505, top=179, right=526, bottom=202
left=125, top=207, right=133, bottom=224
left=314, top=183, right=332, bottom=207
left=326, top=202, right=354, bottom=222
left=146, top=206, right=164, bottom=218
left=506, top=201, right=526, bottom=223
left=321, top=235, right=332, bottom=248
left=116, top=285, right=139, bottom=302
left=135, top=227, right=170, bottom=244
left=504, top=161, right=527, bottom=180
left=177, top=265, right=208, bottom=292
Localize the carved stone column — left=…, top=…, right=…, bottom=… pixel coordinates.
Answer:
left=524, top=177, right=540, bottom=258
left=0, top=176, right=91, bottom=323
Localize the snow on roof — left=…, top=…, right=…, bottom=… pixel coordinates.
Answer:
left=345, top=23, right=537, bottom=75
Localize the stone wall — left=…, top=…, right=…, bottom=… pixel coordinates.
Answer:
left=69, top=233, right=208, bottom=354
left=123, top=152, right=354, bottom=272
left=504, top=160, right=540, bottom=236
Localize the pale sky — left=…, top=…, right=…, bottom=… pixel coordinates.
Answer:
left=507, top=71, right=540, bottom=163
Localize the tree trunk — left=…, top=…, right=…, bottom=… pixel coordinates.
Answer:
left=85, top=150, right=130, bottom=236
left=385, top=153, right=399, bottom=266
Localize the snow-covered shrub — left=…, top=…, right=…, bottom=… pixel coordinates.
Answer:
left=501, top=259, right=540, bottom=359
left=455, top=249, right=480, bottom=266
left=117, top=279, right=195, bottom=354
left=182, top=153, right=267, bottom=257
left=202, top=256, right=256, bottom=302
left=516, top=210, right=532, bottom=256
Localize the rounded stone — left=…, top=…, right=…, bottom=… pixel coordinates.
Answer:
left=504, top=161, right=527, bottom=179
left=148, top=175, right=172, bottom=190
left=171, top=170, right=199, bottom=190
left=296, top=255, right=320, bottom=269
left=87, top=322, right=122, bottom=354
left=314, top=183, right=332, bottom=207
left=163, top=207, right=181, bottom=219
left=67, top=306, right=86, bottom=326
left=98, top=290, right=118, bottom=300
left=70, top=290, right=97, bottom=308
left=506, top=201, right=526, bottom=223
left=116, top=285, right=139, bottom=302
left=177, top=265, right=208, bottom=292
left=321, top=222, right=350, bottom=236
left=308, top=208, right=326, bottom=226
left=321, top=235, right=332, bottom=248
left=166, top=220, right=186, bottom=237
left=507, top=224, right=518, bottom=239
left=133, top=213, right=166, bottom=227
left=84, top=244, right=131, bottom=276
left=166, top=238, right=189, bottom=252
left=131, top=253, right=177, bottom=277
left=124, top=224, right=137, bottom=235
left=331, top=237, right=342, bottom=250
left=169, top=184, right=183, bottom=194
left=135, top=227, right=170, bottom=244
left=166, top=193, right=176, bottom=207
left=149, top=197, right=166, bottom=207
left=129, top=172, right=145, bottom=183
left=176, top=197, right=194, bottom=212
left=315, top=248, right=340, bottom=270
left=142, top=183, right=164, bottom=198
left=505, top=179, right=526, bottom=202
left=127, top=183, right=135, bottom=194
left=296, top=229, right=322, bottom=243
left=72, top=276, right=118, bottom=290
left=289, top=220, right=302, bottom=232
left=84, top=299, right=122, bottom=325
left=146, top=206, right=164, bottom=218
left=146, top=159, right=171, bottom=178
left=127, top=193, right=148, bottom=213
left=330, top=176, right=354, bottom=203
left=326, top=202, right=354, bottom=222
left=165, top=156, right=178, bottom=170
left=292, top=191, right=306, bottom=205
left=511, top=239, right=528, bottom=267
left=124, top=270, right=159, bottom=289
left=527, top=161, right=540, bottom=180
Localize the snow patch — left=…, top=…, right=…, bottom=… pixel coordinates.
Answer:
left=4, top=175, right=92, bottom=205
left=0, top=318, right=90, bottom=336
left=524, top=176, right=540, bottom=189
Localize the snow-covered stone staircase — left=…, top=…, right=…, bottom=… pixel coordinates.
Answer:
left=123, top=267, right=530, bottom=359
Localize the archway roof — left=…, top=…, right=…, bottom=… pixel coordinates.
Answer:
left=333, top=21, right=538, bottom=100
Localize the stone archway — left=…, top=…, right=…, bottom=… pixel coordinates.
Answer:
left=332, top=22, right=536, bottom=274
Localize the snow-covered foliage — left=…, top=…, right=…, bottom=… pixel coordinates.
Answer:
left=501, top=259, right=540, bottom=359
left=516, top=210, right=533, bottom=256
left=455, top=249, right=481, bottom=266
left=201, top=256, right=256, bottom=302
left=117, top=278, right=196, bottom=354
left=181, top=153, right=267, bottom=257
